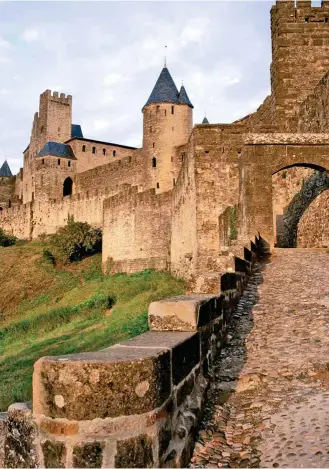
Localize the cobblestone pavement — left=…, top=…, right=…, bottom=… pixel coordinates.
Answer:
left=191, top=248, right=329, bottom=468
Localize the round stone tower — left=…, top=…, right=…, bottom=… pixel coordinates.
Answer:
left=142, top=66, right=193, bottom=193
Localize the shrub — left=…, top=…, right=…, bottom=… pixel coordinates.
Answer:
left=0, top=228, right=17, bottom=247
left=43, top=249, right=55, bottom=265
left=48, top=218, right=102, bottom=264
left=282, top=171, right=287, bottom=179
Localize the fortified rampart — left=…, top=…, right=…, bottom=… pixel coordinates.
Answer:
left=103, top=187, right=172, bottom=274
left=2, top=1, right=329, bottom=466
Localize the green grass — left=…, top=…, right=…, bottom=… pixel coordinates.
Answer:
left=0, top=242, right=185, bottom=411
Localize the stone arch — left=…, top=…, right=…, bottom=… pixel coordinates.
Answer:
left=239, top=138, right=329, bottom=245
left=63, top=177, right=73, bottom=197
left=279, top=171, right=329, bottom=247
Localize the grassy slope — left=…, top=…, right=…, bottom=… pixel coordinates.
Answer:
left=0, top=242, right=185, bottom=411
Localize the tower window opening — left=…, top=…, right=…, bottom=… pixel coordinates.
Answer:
left=0, top=207, right=3, bottom=212
left=68, top=161, right=71, bottom=167
left=8, top=200, right=11, bottom=208
left=152, top=157, right=157, bottom=168
left=165, top=109, right=167, bottom=116
left=156, top=105, right=160, bottom=113
left=171, top=105, right=174, bottom=114
left=173, top=178, right=176, bottom=186
left=103, top=148, right=106, bottom=155
left=305, top=17, right=309, bottom=23
left=153, top=142, right=155, bottom=148
left=82, top=145, right=86, bottom=152
left=58, top=159, right=60, bottom=166
left=42, top=159, right=45, bottom=165
left=156, top=182, right=160, bottom=189
left=63, top=177, right=73, bottom=197
left=58, top=127, right=61, bottom=132
left=172, top=127, right=174, bottom=131
left=113, top=150, right=116, bottom=157
left=326, top=17, right=328, bottom=23
left=40, top=126, right=44, bottom=134
left=92, top=146, right=96, bottom=154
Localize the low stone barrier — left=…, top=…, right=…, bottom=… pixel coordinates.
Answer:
left=2, top=237, right=264, bottom=468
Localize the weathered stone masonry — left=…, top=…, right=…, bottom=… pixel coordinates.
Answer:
left=1, top=239, right=262, bottom=468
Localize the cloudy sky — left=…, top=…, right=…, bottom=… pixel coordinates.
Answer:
left=0, top=0, right=277, bottom=173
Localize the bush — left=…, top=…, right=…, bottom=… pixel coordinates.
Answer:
left=0, top=228, right=17, bottom=247
left=48, top=217, right=102, bottom=264
left=43, top=250, right=55, bottom=265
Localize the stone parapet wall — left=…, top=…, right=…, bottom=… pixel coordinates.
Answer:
left=1, top=238, right=263, bottom=468
left=102, top=187, right=172, bottom=274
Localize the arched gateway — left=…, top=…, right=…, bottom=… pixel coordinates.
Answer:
left=239, top=134, right=329, bottom=246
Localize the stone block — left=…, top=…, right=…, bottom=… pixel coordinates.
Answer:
left=172, top=333, right=200, bottom=385
left=0, top=413, right=7, bottom=468
left=115, top=434, right=154, bottom=468
left=42, top=440, right=66, bottom=468
left=176, top=372, right=195, bottom=407
left=33, top=346, right=171, bottom=420
left=4, top=403, right=38, bottom=469
left=72, top=442, right=104, bottom=468
left=148, top=294, right=221, bottom=331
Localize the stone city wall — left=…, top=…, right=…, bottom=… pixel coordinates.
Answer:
left=102, top=187, right=172, bottom=274
left=170, top=136, right=197, bottom=283
left=297, top=70, right=329, bottom=133
left=1, top=236, right=262, bottom=468
left=75, top=151, right=146, bottom=195
left=297, top=189, right=329, bottom=247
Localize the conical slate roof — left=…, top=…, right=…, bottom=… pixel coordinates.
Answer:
left=0, top=160, right=12, bottom=177
left=202, top=116, right=209, bottom=124
left=143, top=66, right=193, bottom=109
left=178, top=85, right=194, bottom=108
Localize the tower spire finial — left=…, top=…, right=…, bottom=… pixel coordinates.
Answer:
left=164, top=45, right=167, bottom=68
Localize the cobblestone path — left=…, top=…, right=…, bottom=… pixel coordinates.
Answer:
left=191, top=248, right=329, bottom=468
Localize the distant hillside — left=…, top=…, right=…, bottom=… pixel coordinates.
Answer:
left=0, top=241, right=185, bottom=411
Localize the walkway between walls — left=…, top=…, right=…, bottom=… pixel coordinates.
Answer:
left=191, top=248, right=329, bottom=468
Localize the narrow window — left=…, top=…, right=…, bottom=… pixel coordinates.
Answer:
left=173, top=178, right=176, bottom=186
left=165, top=109, right=167, bottom=116
left=156, top=105, right=160, bottom=113
left=152, top=157, right=157, bottom=168
left=63, top=177, right=73, bottom=197
left=153, top=142, right=155, bottom=148
left=68, top=161, right=71, bottom=167
left=58, top=127, right=61, bottom=132
left=92, top=146, right=96, bottom=154
left=156, top=182, right=160, bottom=189
left=150, top=126, right=152, bottom=133
left=103, top=148, right=106, bottom=155
left=326, top=17, right=328, bottom=23
left=171, top=105, right=174, bottom=114
left=40, top=175, right=43, bottom=186
left=113, top=150, right=116, bottom=157
left=40, top=126, right=44, bottom=134
left=42, top=158, right=45, bottom=165
left=172, top=127, right=174, bottom=131
left=82, top=145, right=86, bottom=152
left=8, top=200, right=11, bottom=208
left=305, top=17, right=309, bottom=23
left=58, top=159, right=60, bottom=166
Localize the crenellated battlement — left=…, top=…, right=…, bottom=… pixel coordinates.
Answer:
left=40, top=89, right=72, bottom=105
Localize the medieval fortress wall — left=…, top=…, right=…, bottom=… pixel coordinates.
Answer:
left=1, top=0, right=329, bottom=289
left=3, top=2, right=329, bottom=467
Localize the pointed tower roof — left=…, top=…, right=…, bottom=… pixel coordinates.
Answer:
left=178, top=85, right=194, bottom=108
left=0, top=160, right=12, bottom=177
left=202, top=116, right=209, bottom=124
left=144, top=67, right=180, bottom=109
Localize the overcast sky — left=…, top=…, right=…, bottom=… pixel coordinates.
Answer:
left=0, top=1, right=277, bottom=174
